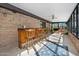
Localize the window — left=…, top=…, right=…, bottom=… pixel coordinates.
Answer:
left=40, top=21, right=46, bottom=28
left=73, top=10, right=76, bottom=35
left=78, top=5, right=79, bottom=38
left=52, top=23, right=59, bottom=29
left=67, top=4, right=79, bottom=39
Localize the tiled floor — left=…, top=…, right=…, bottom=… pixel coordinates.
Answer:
left=0, top=32, right=79, bottom=56
left=17, top=32, right=72, bottom=56
left=63, top=35, right=79, bottom=56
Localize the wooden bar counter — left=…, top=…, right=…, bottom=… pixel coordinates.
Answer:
left=18, top=28, right=46, bottom=49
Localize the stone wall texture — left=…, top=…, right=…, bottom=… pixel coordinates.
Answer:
left=0, top=7, right=51, bottom=49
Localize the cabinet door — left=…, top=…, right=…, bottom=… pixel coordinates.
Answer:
left=18, top=30, right=27, bottom=48
left=18, top=30, right=27, bottom=43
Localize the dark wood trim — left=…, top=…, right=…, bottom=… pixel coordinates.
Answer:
left=0, top=3, right=51, bottom=23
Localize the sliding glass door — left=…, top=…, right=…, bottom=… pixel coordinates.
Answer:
left=66, top=4, right=79, bottom=39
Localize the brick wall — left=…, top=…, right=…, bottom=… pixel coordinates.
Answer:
left=0, top=7, right=42, bottom=49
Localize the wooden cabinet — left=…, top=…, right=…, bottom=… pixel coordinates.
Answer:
left=18, top=28, right=36, bottom=48
left=18, top=29, right=27, bottom=48
left=18, top=28, right=47, bottom=49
